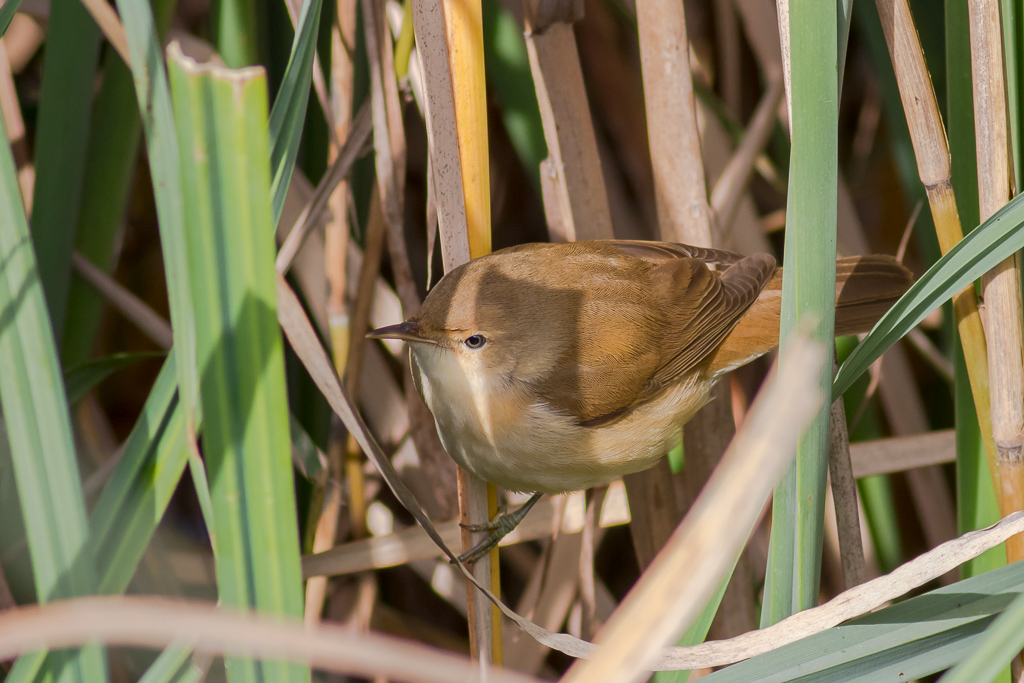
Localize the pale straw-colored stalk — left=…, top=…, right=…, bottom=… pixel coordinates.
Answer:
left=968, top=0, right=1024, bottom=562
left=523, top=0, right=613, bottom=241
left=874, top=0, right=998, bottom=498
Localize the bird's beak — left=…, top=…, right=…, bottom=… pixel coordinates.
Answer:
left=366, top=320, right=437, bottom=345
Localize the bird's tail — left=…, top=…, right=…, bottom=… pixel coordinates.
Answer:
left=705, top=254, right=913, bottom=375
left=832, top=255, right=914, bottom=336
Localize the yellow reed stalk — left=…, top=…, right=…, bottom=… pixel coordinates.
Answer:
left=443, top=0, right=491, bottom=260
left=414, top=0, right=499, bottom=662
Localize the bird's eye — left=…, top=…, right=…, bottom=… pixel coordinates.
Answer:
left=464, top=334, right=486, bottom=349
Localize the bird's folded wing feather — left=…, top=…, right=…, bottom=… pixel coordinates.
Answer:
left=643, top=253, right=776, bottom=397
left=530, top=252, right=775, bottom=427
left=607, top=240, right=747, bottom=266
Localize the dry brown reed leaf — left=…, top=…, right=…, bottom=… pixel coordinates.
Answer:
left=0, top=595, right=542, bottom=683
left=641, top=509, right=1024, bottom=670
left=277, top=171, right=331, bottom=333
left=506, top=529, right=585, bottom=675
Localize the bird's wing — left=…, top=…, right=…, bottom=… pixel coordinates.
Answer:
left=642, top=252, right=777, bottom=397
left=530, top=252, right=775, bottom=428
left=606, top=240, right=747, bottom=266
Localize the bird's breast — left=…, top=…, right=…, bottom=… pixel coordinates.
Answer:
left=411, top=346, right=718, bottom=494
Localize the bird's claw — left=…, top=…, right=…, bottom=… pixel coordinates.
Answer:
left=459, top=505, right=509, bottom=533
left=452, top=493, right=543, bottom=565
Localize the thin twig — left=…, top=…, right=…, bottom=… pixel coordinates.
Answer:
left=276, top=103, right=372, bottom=275
left=71, top=252, right=173, bottom=350
left=79, top=0, right=131, bottom=67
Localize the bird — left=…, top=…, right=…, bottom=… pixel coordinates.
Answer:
left=368, top=240, right=912, bottom=562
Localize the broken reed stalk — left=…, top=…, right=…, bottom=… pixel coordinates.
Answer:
left=523, top=0, right=613, bottom=241
left=636, top=0, right=711, bottom=242
left=874, top=0, right=998, bottom=493
left=968, top=0, right=1024, bottom=562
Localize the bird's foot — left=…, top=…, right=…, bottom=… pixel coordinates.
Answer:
left=456, top=492, right=543, bottom=565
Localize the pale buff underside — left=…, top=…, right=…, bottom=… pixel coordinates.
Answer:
left=410, top=344, right=718, bottom=494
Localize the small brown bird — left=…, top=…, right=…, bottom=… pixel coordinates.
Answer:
left=369, top=240, right=911, bottom=560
